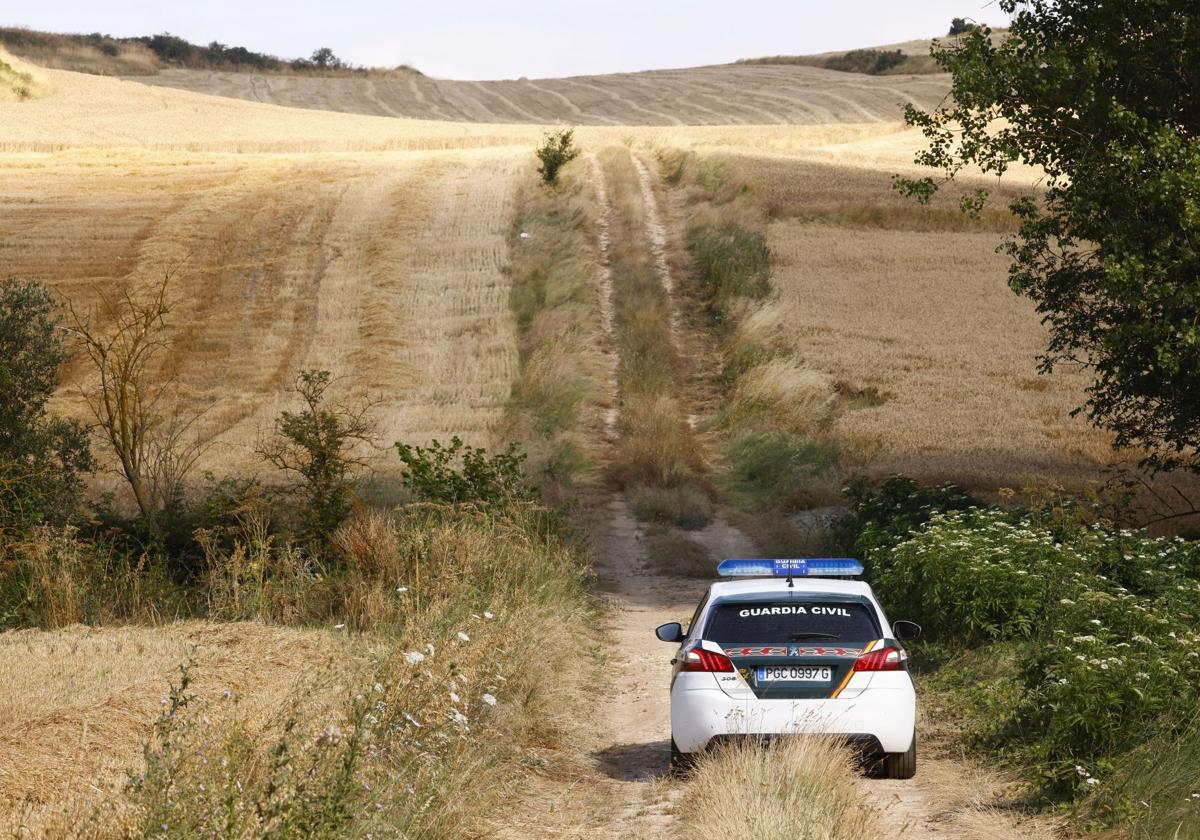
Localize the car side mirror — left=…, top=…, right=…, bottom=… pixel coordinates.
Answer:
left=893, top=620, right=922, bottom=642
left=655, top=622, right=684, bottom=643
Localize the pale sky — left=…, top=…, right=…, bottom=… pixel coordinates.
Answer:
left=7, top=1, right=1007, bottom=80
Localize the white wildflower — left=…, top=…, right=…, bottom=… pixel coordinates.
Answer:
left=457, top=631, right=470, bottom=642
left=484, top=611, right=494, bottom=620
left=482, top=693, right=497, bottom=706
left=450, top=692, right=460, bottom=704
left=404, top=650, right=425, bottom=664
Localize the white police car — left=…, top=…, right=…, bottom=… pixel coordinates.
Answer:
left=655, top=558, right=920, bottom=778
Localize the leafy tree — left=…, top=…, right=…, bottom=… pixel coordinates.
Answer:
left=896, top=0, right=1200, bottom=472
left=395, top=437, right=533, bottom=507
left=258, top=370, right=374, bottom=554
left=310, top=47, right=342, bottom=69
left=535, top=129, right=580, bottom=184
left=947, top=17, right=978, bottom=35
left=0, top=279, right=93, bottom=534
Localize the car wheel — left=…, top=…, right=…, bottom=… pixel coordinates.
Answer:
left=669, top=737, right=695, bottom=777
left=883, top=731, right=916, bottom=779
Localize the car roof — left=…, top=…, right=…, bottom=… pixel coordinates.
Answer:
left=706, top=577, right=876, bottom=600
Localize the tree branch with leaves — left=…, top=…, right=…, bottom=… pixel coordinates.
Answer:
left=896, top=0, right=1200, bottom=473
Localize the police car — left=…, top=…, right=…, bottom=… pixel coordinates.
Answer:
left=655, top=558, right=920, bottom=778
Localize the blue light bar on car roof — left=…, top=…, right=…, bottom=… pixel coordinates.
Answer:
left=717, top=558, right=865, bottom=578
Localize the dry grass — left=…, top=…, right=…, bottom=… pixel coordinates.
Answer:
left=0, top=48, right=50, bottom=101
left=725, top=357, right=838, bottom=436
left=679, top=737, right=879, bottom=839
left=0, top=621, right=371, bottom=835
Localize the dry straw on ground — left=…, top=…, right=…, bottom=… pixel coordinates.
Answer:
left=680, top=737, right=879, bottom=840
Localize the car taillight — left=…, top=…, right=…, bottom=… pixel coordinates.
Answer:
left=682, top=647, right=735, bottom=673
left=853, top=646, right=905, bottom=672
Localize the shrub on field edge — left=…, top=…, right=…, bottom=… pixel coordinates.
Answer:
left=857, top=489, right=1200, bottom=801
left=535, top=128, right=580, bottom=184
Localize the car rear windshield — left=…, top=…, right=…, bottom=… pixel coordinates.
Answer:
left=703, top=601, right=880, bottom=645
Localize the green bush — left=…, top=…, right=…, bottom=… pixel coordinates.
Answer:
left=395, top=437, right=534, bottom=508
left=0, top=278, right=94, bottom=536
left=258, top=370, right=374, bottom=557
left=535, top=128, right=580, bottom=184
left=687, top=225, right=771, bottom=323
left=824, top=49, right=906, bottom=75
left=862, top=503, right=1200, bottom=799
left=838, top=474, right=984, bottom=561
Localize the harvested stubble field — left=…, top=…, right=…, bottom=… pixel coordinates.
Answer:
left=132, top=62, right=951, bottom=126
left=0, top=621, right=371, bottom=834
left=0, top=144, right=524, bottom=481
left=699, top=151, right=1120, bottom=493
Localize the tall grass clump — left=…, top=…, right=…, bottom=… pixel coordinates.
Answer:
left=662, top=149, right=843, bottom=514
left=687, top=224, right=771, bottom=323
left=0, top=526, right=186, bottom=628
left=505, top=162, right=601, bottom=493
left=681, top=737, right=878, bottom=839
left=721, top=431, right=839, bottom=511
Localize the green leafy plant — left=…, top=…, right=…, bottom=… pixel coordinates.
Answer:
left=395, top=437, right=534, bottom=507
left=258, top=370, right=375, bottom=556
left=0, top=278, right=93, bottom=536
left=897, top=0, right=1200, bottom=474
left=535, top=128, right=580, bottom=184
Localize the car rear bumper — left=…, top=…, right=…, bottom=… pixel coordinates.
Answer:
left=670, top=679, right=916, bottom=754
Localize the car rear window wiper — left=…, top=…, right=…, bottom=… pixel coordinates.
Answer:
left=789, top=632, right=838, bottom=641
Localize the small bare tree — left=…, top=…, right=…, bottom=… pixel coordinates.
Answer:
left=66, top=275, right=211, bottom=522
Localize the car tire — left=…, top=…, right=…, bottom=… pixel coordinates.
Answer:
left=883, top=732, right=917, bottom=779
left=669, top=737, right=695, bottom=777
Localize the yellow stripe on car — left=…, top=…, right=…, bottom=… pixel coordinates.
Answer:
left=829, top=639, right=877, bottom=699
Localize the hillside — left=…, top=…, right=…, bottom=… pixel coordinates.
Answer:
left=130, top=62, right=949, bottom=125
left=0, top=25, right=950, bottom=125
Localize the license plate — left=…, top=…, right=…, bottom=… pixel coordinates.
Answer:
left=757, top=665, right=832, bottom=684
